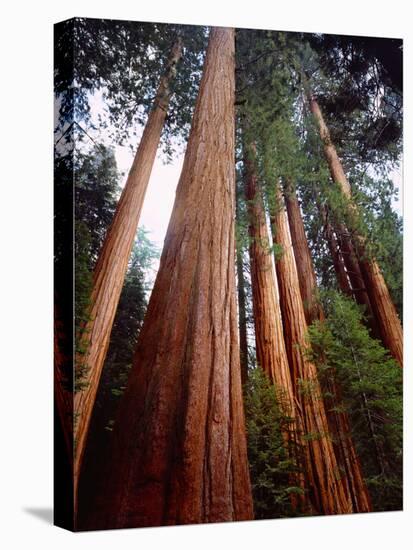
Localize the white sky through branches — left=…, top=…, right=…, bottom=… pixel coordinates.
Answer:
left=86, top=90, right=402, bottom=266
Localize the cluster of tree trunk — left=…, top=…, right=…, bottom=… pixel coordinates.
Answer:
left=307, top=93, right=403, bottom=367
left=73, top=37, right=183, bottom=502
left=79, top=26, right=253, bottom=530
left=54, top=24, right=402, bottom=530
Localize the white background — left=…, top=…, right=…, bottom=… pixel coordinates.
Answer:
left=0, top=1, right=411, bottom=548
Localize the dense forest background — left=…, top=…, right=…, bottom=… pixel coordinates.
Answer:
left=54, top=19, right=403, bottom=530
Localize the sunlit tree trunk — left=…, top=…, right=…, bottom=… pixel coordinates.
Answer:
left=244, top=147, right=296, bottom=416
left=284, top=185, right=371, bottom=513
left=284, top=180, right=323, bottom=324
left=308, top=94, right=403, bottom=367
left=271, top=187, right=352, bottom=515
left=85, top=28, right=253, bottom=530
left=73, top=37, right=184, bottom=501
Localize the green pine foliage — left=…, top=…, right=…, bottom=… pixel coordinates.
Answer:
left=244, top=368, right=303, bottom=519
left=101, top=229, right=159, bottom=420
left=308, top=291, right=402, bottom=511
left=74, top=144, right=120, bottom=389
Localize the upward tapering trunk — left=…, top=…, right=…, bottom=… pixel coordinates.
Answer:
left=243, top=141, right=309, bottom=512
left=335, top=224, right=381, bottom=338
left=271, top=187, right=352, bottom=515
left=284, top=186, right=371, bottom=513
left=73, top=37, right=184, bottom=503
left=308, top=94, right=403, bottom=367
left=82, top=28, right=253, bottom=530
left=244, top=146, right=296, bottom=417
left=284, top=180, right=323, bottom=324
left=319, top=207, right=353, bottom=296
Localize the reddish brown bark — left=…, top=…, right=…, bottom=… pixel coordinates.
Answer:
left=244, top=149, right=297, bottom=417
left=271, top=189, right=352, bottom=515
left=308, top=95, right=403, bottom=367
left=85, top=28, right=253, bottom=530
left=73, top=37, right=184, bottom=501
left=284, top=180, right=324, bottom=324
left=336, top=225, right=381, bottom=338
left=284, top=188, right=371, bottom=513
left=244, top=143, right=310, bottom=512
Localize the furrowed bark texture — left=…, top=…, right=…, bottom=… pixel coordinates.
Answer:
left=244, top=145, right=309, bottom=511
left=284, top=180, right=324, bottom=324
left=309, top=95, right=403, bottom=367
left=73, top=37, right=184, bottom=500
left=271, top=189, right=352, bottom=515
left=86, top=28, right=253, bottom=530
left=285, top=189, right=371, bottom=513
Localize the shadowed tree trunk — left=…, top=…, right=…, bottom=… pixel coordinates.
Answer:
left=271, top=187, right=353, bottom=515
left=54, top=302, right=73, bottom=470
left=73, top=37, right=184, bottom=501
left=335, top=224, right=381, bottom=338
left=319, top=207, right=353, bottom=296
left=283, top=185, right=371, bottom=513
left=82, top=27, right=253, bottom=530
left=308, top=93, right=403, bottom=367
left=284, top=180, right=324, bottom=324
left=236, top=187, right=249, bottom=385
left=243, top=141, right=309, bottom=512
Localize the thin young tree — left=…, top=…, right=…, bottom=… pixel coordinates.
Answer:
left=85, top=27, right=253, bottom=530
left=73, top=37, right=183, bottom=499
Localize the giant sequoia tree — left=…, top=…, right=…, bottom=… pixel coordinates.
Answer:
left=242, top=138, right=307, bottom=510
left=73, top=37, right=183, bottom=499
left=55, top=20, right=207, bottom=503
left=55, top=21, right=403, bottom=529
left=84, top=27, right=253, bottom=530
left=270, top=188, right=352, bottom=514
left=282, top=181, right=371, bottom=513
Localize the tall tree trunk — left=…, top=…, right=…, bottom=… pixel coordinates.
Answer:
left=322, top=214, right=353, bottom=297
left=83, top=28, right=253, bottom=530
left=307, top=94, right=403, bottom=366
left=244, top=146, right=296, bottom=418
left=236, top=188, right=249, bottom=385
left=284, top=186, right=371, bottom=513
left=73, top=37, right=184, bottom=501
left=284, top=180, right=324, bottom=324
left=244, top=142, right=309, bottom=512
left=335, top=224, right=381, bottom=338
left=271, top=187, right=352, bottom=515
